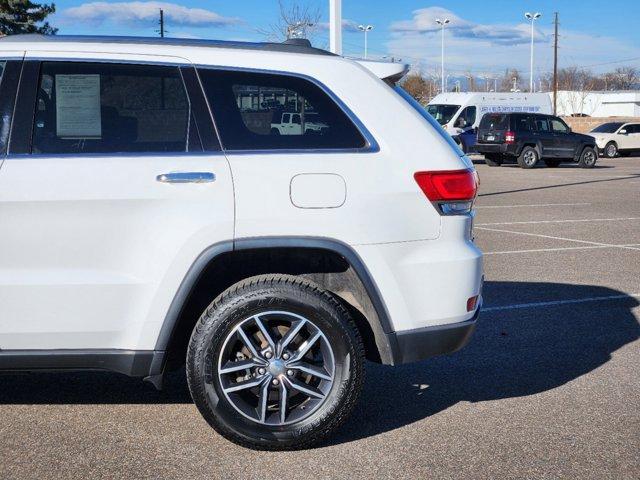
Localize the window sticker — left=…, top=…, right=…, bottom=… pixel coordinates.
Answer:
left=55, top=74, right=102, bottom=138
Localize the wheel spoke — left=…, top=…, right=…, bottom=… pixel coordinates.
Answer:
left=290, top=330, right=321, bottom=362
left=223, top=376, right=264, bottom=394
left=219, top=359, right=261, bottom=374
left=289, top=361, right=332, bottom=381
left=254, top=315, right=276, bottom=351
left=276, top=318, right=306, bottom=356
left=257, top=378, right=270, bottom=423
left=236, top=325, right=262, bottom=360
left=286, top=377, right=325, bottom=399
left=279, top=381, right=288, bottom=424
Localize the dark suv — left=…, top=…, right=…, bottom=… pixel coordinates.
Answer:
left=476, top=113, right=598, bottom=168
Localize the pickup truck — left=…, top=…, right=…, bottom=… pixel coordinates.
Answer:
left=270, top=112, right=328, bottom=135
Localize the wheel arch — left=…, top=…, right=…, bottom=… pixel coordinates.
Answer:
left=154, top=237, right=398, bottom=375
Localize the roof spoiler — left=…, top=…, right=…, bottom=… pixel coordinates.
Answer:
left=356, top=60, right=409, bottom=84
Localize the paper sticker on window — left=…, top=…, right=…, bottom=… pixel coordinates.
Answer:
left=55, top=74, right=102, bottom=138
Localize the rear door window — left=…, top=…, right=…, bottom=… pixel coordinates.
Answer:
left=532, top=117, right=550, bottom=132
left=514, top=115, right=532, bottom=132
left=32, top=62, right=197, bottom=154
left=198, top=69, right=367, bottom=151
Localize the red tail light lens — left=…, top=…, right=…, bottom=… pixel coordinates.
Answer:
left=505, top=131, right=515, bottom=144
left=414, top=169, right=478, bottom=215
left=414, top=169, right=478, bottom=202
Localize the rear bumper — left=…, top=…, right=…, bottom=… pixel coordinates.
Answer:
left=388, top=306, right=480, bottom=364
left=476, top=143, right=517, bottom=156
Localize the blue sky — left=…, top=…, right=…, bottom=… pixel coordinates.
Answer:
left=50, top=0, right=640, bottom=78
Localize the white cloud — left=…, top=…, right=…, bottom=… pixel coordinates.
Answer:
left=317, top=19, right=361, bottom=33
left=386, top=7, right=639, bottom=76
left=60, top=2, right=240, bottom=28
left=391, top=7, right=546, bottom=45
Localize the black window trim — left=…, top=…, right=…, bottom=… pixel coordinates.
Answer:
left=195, top=64, right=380, bottom=155
left=0, top=59, right=23, bottom=156
left=8, top=58, right=214, bottom=157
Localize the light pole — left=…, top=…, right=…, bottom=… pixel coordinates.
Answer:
left=435, top=18, right=450, bottom=94
left=358, top=24, right=374, bottom=59
left=525, top=12, right=541, bottom=93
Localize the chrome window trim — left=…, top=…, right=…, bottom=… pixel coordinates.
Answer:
left=196, top=64, right=380, bottom=155
left=4, top=151, right=226, bottom=160
left=21, top=58, right=199, bottom=156
left=23, top=56, right=190, bottom=67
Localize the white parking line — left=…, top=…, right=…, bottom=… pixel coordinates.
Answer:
left=475, top=226, right=640, bottom=252
left=475, top=203, right=591, bottom=209
left=484, top=244, right=640, bottom=255
left=483, top=293, right=640, bottom=312
left=477, top=217, right=640, bottom=226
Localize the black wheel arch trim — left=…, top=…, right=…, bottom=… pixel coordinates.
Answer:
left=153, top=236, right=399, bottom=364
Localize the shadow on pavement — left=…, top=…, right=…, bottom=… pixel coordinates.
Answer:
left=332, top=281, right=639, bottom=444
left=0, top=282, right=638, bottom=444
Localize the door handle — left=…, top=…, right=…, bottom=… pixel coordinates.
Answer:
left=156, top=172, right=216, bottom=184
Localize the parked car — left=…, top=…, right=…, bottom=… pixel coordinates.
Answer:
left=0, top=35, right=483, bottom=450
left=589, top=122, right=640, bottom=158
left=476, top=112, right=598, bottom=168
left=427, top=92, right=553, bottom=153
left=270, top=111, right=328, bottom=135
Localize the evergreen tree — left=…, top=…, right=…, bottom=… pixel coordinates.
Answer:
left=0, top=0, right=57, bottom=36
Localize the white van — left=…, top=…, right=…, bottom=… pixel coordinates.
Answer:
left=427, top=92, right=553, bottom=151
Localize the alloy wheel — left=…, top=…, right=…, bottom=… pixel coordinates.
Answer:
left=217, top=311, right=335, bottom=426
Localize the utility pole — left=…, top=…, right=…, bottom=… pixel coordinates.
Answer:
left=158, top=9, right=165, bottom=38
left=329, top=0, right=342, bottom=55
left=553, top=12, right=559, bottom=115
left=436, top=18, right=450, bottom=94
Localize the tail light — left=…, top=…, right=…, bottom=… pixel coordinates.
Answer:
left=414, top=169, right=478, bottom=215
left=505, top=131, right=515, bottom=144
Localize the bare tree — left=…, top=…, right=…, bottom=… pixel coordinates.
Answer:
left=499, top=69, right=522, bottom=92
left=464, top=71, right=477, bottom=91
left=401, top=70, right=440, bottom=104
left=258, top=0, right=321, bottom=42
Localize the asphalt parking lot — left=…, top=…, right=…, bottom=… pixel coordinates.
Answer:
left=1, top=156, right=639, bottom=480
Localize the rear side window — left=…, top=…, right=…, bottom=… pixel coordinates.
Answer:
left=32, top=62, right=196, bottom=154
left=198, top=69, right=367, bottom=151
left=532, top=117, right=550, bottom=132
left=479, top=114, right=509, bottom=130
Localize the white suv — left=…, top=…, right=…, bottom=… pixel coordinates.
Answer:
left=590, top=121, right=640, bottom=158
left=0, top=35, right=483, bottom=449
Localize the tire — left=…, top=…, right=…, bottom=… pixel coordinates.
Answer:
left=517, top=146, right=539, bottom=169
left=484, top=154, right=502, bottom=167
left=270, top=128, right=281, bottom=135
left=545, top=159, right=562, bottom=168
left=186, top=274, right=365, bottom=450
left=578, top=146, right=598, bottom=168
left=604, top=142, right=618, bottom=158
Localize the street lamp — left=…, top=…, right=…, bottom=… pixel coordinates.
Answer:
left=525, top=12, right=541, bottom=93
left=435, top=18, right=450, bottom=94
left=358, top=24, right=374, bottom=59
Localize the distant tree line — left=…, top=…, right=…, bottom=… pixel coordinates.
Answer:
left=402, top=66, right=639, bottom=105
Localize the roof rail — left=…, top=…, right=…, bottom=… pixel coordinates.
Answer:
left=0, top=34, right=335, bottom=56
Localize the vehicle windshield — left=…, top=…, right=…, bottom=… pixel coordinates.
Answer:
left=393, top=87, right=464, bottom=157
left=591, top=122, right=624, bottom=133
left=425, top=104, right=461, bottom=125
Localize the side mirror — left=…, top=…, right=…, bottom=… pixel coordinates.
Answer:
left=619, top=129, right=627, bottom=135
